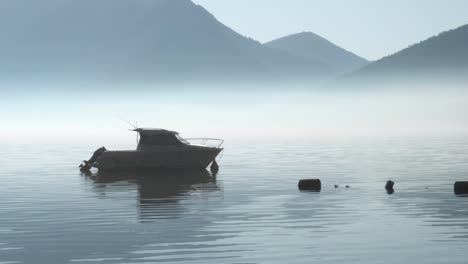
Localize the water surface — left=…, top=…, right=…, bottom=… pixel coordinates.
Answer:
left=1, top=137, right=468, bottom=263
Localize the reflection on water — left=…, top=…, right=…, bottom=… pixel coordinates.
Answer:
left=1, top=138, right=468, bottom=263
left=387, top=190, right=468, bottom=240
left=85, top=170, right=220, bottom=222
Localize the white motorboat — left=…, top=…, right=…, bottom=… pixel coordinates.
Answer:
left=80, top=128, right=224, bottom=172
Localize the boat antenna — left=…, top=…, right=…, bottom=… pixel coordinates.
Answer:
left=135, top=121, right=139, bottom=144
left=117, top=116, right=138, bottom=129
left=116, top=116, right=140, bottom=145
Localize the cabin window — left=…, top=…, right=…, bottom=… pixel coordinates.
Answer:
left=139, top=134, right=183, bottom=146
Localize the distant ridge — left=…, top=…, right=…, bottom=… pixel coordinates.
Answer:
left=1, top=0, right=466, bottom=87
left=265, top=32, right=369, bottom=74
left=351, top=24, right=468, bottom=81
left=0, top=0, right=331, bottom=84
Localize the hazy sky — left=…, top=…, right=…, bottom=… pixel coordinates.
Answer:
left=192, top=0, right=468, bottom=61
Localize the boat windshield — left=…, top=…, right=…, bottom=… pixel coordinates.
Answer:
left=139, top=134, right=184, bottom=146
left=176, top=134, right=189, bottom=145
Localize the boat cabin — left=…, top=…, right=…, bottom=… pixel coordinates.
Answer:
left=133, top=128, right=187, bottom=151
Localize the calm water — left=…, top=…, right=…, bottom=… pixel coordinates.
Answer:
left=1, top=137, right=468, bottom=264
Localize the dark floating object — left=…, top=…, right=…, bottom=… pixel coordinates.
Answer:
left=385, top=180, right=395, bottom=189
left=454, top=181, right=468, bottom=195
left=385, top=180, right=395, bottom=194
left=334, top=184, right=339, bottom=188
left=210, top=160, right=219, bottom=173
left=298, top=179, right=321, bottom=192
left=345, top=185, right=350, bottom=188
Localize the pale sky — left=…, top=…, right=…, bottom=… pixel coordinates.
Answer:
left=192, top=0, right=468, bottom=61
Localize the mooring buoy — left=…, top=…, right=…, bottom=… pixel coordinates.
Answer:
left=298, top=179, right=321, bottom=192
left=454, top=181, right=468, bottom=195
left=385, top=180, right=395, bottom=194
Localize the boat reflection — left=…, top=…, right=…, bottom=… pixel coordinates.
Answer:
left=85, top=170, right=220, bottom=221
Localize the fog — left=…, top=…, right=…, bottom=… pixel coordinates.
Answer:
left=1, top=82, right=467, bottom=147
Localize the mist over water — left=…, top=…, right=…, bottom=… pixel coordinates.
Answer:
left=1, top=81, right=468, bottom=145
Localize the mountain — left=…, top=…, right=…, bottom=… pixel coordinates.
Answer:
left=265, top=32, right=369, bottom=74
left=0, top=0, right=331, bottom=84
left=351, top=24, right=468, bottom=81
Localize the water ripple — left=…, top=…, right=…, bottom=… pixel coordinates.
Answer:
left=1, top=138, right=468, bottom=263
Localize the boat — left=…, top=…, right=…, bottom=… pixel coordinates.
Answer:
left=79, top=128, right=224, bottom=172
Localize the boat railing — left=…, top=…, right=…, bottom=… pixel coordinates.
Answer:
left=184, top=138, right=224, bottom=148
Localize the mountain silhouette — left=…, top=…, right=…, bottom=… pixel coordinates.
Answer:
left=0, top=0, right=331, bottom=84
left=265, top=32, right=369, bottom=74
left=351, top=24, right=468, bottom=81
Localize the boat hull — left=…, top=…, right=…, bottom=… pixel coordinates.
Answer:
left=95, top=146, right=222, bottom=172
